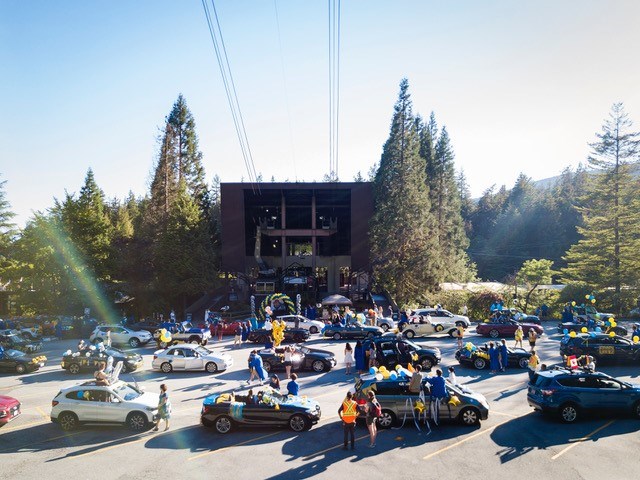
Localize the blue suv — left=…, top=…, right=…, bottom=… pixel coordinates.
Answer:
left=527, top=368, right=640, bottom=423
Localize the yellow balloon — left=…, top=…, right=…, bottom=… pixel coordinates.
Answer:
left=571, top=301, right=576, bottom=307
left=609, top=331, right=615, bottom=337
left=569, top=331, right=577, bottom=338
left=591, top=299, right=596, bottom=304
left=581, top=327, right=588, bottom=333
left=610, top=321, right=617, bottom=328
left=633, top=336, right=639, bottom=344
left=378, top=366, right=387, bottom=372
left=585, top=295, right=590, bottom=300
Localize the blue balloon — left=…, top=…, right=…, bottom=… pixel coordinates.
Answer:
left=389, top=372, right=398, bottom=380
left=595, top=327, right=602, bottom=333
left=77, top=391, right=84, bottom=399
left=369, top=367, right=376, bottom=375
left=399, top=371, right=407, bottom=378
left=563, top=329, right=568, bottom=334
left=589, top=332, right=596, bottom=337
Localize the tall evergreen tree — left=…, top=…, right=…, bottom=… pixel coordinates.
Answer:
left=369, top=79, right=440, bottom=305
left=562, top=103, right=640, bottom=312
left=0, top=176, right=17, bottom=285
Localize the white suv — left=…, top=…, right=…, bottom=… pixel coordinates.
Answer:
left=412, top=308, right=470, bottom=328
left=278, top=315, right=325, bottom=334
left=51, top=380, right=159, bottom=431
left=90, top=325, right=152, bottom=348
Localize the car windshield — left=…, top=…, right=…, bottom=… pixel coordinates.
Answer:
left=105, top=346, right=124, bottom=356
left=299, top=347, right=311, bottom=354
left=4, top=349, right=25, bottom=358
left=195, top=346, right=212, bottom=355
left=402, top=339, right=421, bottom=350
left=114, top=383, right=142, bottom=401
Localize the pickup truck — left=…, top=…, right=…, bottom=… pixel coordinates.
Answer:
left=153, top=321, right=211, bottom=347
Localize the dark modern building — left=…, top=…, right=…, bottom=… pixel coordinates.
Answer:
left=220, top=182, right=374, bottom=303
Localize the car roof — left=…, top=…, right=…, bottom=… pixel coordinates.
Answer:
left=63, top=380, right=126, bottom=391
left=536, top=368, right=611, bottom=379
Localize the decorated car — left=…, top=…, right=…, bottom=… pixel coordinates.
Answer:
left=152, top=321, right=211, bottom=347
left=400, top=316, right=459, bottom=338
left=61, top=346, right=144, bottom=374
left=455, top=342, right=531, bottom=370
left=0, top=395, right=21, bottom=425
left=559, top=333, right=640, bottom=365
left=247, top=327, right=309, bottom=344
left=475, top=318, right=543, bottom=338
left=277, top=315, right=325, bottom=334
left=258, top=346, right=337, bottom=373
left=89, top=325, right=153, bottom=348
left=152, top=344, right=233, bottom=373
left=0, top=331, right=43, bottom=353
left=363, top=337, right=441, bottom=371
left=201, top=387, right=321, bottom=434
left=0, top=349, right=47, bottom=374
left=322, top=323, right=383, bottom=340
left=557, top=319, right=627, bottom=337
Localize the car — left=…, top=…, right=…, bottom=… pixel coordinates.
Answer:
left=277, top=315, right=325, bottom=334
left=61, top=346, right=144, bottom=374
left=455, top=343, right=531, bottom=370
left=400, top=316, right=459, bottom=338
left=354, top=375, right=489, bottom=428
left=497, top=308, right=541, bottom=325
left=152, top=344, right=233, bottom=373
left=50, top=379, right=160, bottom=431
left=247, top=327, right=310, bottom=344
left=127, top=320, right=162, bottom=335
left=0, top=395, right=21, bottom=425
left=412, top=308, right=471, bottom=328
left=0, top=349, right=47, bottom=374
left=364, top=336, right=441, bottom=371
left=573, top=305, right=615, bottom=324
left=0, top=331, right=43, bottom=353
left=13, top=326, right=43, bottom=340
left=258, top=346, right=337, bottom=373
left=89, top=325, right=153, bottom=348
left=153, top=321, right=211, bottom=347
left=376, top=317, right=397, bottom=332
left=527, top=368, right=640, bottom=422
left=475, top=318, right=543, bottom=339
left=559, top=333, right=640, bottom=365
left=322, top=323, right=383, bottom=340
left=201, top=388, right=321, bottom=434
left=557, top=319, right=627, bottom=337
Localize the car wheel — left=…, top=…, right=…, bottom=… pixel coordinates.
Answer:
left=333, top=332, right=342, bottom=340
left=205, top=362, right=218, bottom=373
left=559, top=403, right=579, bottom=423
left=519, top=357, right=529, bottom=369
left=473, top=358, right=487, bottom=370
left=289, top=414, right=310, bottom=432
left=189, top=337, right=200, bottom=345
left=455, top=321, right=467, bottom=328
left=448, top=329, right=458, bottom=338
left=489, top=329, right=500, bottom=338
left=129, top=338, right=140, bottom=348
left=459, top=407, right=480, bottom=426
left=258, top=335, right=268, bottom=344
left=311, top=360, right=326, bottom=373
left=161, top=362, right=173, bottom=373
left=127, top=411, right=148, bottom=431
left=201, top=339, right=208, bottom=346
left=263, top=361, right=272, bottom=373
left=404, top=330, right=415, bottom=339
left=309, top=326, right=318, bottom=334
left=421, top=357, right=434, bottom=370
left=15, top=364, right=26, bottom=374
left=58, top=412, right=79, bottom=431
left=377, top=410, right=396, bottom=429
left=435, top=324, right=444, bottom=333
left=68, top=363, right=81, bottom=375
left=214, top=415, right=234, bottom=434
left=380, top=323, right=389, bottom=332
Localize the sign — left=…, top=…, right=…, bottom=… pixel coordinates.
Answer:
left=567, top=355, right=578, bottom=369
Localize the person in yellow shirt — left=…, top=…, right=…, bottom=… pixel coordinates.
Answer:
left=338, top=391, right=359, bottom=450
left=514, top=325, right=524, bottom=348
left=528, top=350, right=540, bottom=381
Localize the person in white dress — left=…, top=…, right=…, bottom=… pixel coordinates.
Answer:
left=344, top=342, right=354, bottom=375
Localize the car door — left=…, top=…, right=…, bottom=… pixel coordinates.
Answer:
left=594, top=338, right=616, bottom=363
left=112, top=327, right=128, bottom=344
left=593, top=377, right=629, bottom=410
left=184, top=348, right=204, bottom=370
left=378, top=341, right=399, bottom=368
left=613, top=337, right=634, bottom=363
left=72, top=389, right=103, bottom=421
left=170, top=348, right=187, bottom=370
left=100, top=392, right=126, bottom=422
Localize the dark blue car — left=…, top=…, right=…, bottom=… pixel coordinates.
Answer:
left=527, top=368, right=640, bottom=423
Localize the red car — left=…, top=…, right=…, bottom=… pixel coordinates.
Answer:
left=476, top=318, right=543, bottom=339
left=195, top=318, right=244, bottom=336
left=0, top=395, right=21, bottom=425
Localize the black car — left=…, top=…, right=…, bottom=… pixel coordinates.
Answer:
left=0, top=349, right=47, bottom=374
left=0, top=331, right=42, bottom=353
left=557, top=320, right=627, bottom=337
left=363, top=336, right=441, bottom=371
left=258, top=346, right=337, bottom=373
left=61, top=346, right=144, bottom=374
left=322, top=323, right=384, bottom=340
left=201, top=389, right=321, bottom=434
left=559, top=334, right=640, bottom=365
left=247, top=328, right=309, bottom=344
left=455, top=343, right=531, bottom=370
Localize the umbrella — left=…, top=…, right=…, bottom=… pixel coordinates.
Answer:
left=321, top=294, right=352, bottom=306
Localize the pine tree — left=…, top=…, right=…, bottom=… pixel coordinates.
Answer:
left=369, top=79, right=441, bottom=306
left=0, top=177, right=17, bottom=285
left=562, top=103, right=640, bottom=312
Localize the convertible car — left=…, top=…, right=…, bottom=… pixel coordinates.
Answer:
left=201, top=388, right=321, bottom=434
left=247, top=328, right=309, bottom=344
left=476, top=318, right=543, bottom=338
left=0, top=349, right=47, bottom=374
left=455, top=343, right=531, bottom=370
left=258, top=346, right=337, bottom=373
left=61, top=346, right=144, bottom=374
left=322, top=323, right=383, bottom=340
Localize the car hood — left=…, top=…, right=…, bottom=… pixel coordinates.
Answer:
left=129, top=392, right=160, bottom=409
left=203, top=352, right=233, bottom=363
left=0, top=395, right=20, bottom=408
left=304, top=348, right=335, bottom=358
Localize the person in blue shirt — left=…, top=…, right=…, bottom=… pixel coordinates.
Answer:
left=489, top=342, right=501, bottom=374
left=426, top=369, right=447, bottom=425
left=287, top=373, right=300, bottom=396
left=490, top=302, right=499, bottom=312
left=499, top=339, right=509, bottom=372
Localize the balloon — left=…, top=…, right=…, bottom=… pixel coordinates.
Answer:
left=589, top=295, right=595, bottom=301
left=77, top=391, right=84, bottom=399
left=407, top=363, right=415, bottom=373
left=633, top=336, right=639, bottom=344
left=375, top=373, right=383, bottom=381
left=609, top=331, right=615, bottom=337
left=610, top=321, right=617, bottom=328
left=381, top=370, right=390, bottom=379
left=595, top=327, right=602, bottom=333
left=389, top=372, right=398, bottom=380
left=569, top=331, right=577, bottom=338
left=589, top=332, right=596, bottom=338
left=395, top=365, right=402, bottom=371
left=581, top=327, right=588, bottom=333
left=563, top=329, right=568, bottom=334
left=571, top=301, right=576, bottom=307
left=591, top=299, right=596, bottom=304
left=378, top=366, right=387, bottom=372
left=585, top=295, right=590, bottom=300
left=369, top=367, right=377, bottom=375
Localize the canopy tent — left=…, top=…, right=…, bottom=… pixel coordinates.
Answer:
left=321, top=294, right=352, bottom=306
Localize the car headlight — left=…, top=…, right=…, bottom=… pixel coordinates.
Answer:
left=0, top=410, right=7, bottom=418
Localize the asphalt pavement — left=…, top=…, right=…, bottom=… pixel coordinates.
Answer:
left=1, top=323, right=639, bottom=480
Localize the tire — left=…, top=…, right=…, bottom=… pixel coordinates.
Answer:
left=15, top=364, right=26, bottom=374
left=380, top=323, right=390, bottom=332
left=333, top=332, right=342, bottom=341
left=518, top=357, right=529, bottom=369
left=68, top=363, right=81, bottom=375
left=263, top=361, right=272, bottom=373
left=129, top=338, right=140, bottom=348
left=289, top=414, right=310, bottom=432
left=455, top=321, right=467, bottom=328
left=58, top=412, right=79, bottom=431
left=421, top=357, right=434, bottom=370
left=309, top=326, right=319, bottom=334
left=404, top=330, right=416, bottom=339
left=377, top=410, right=396, bottom=429
left=214, top=415, right=234, bottom=434
left=205, top=362, right=218, bottom=373
left=489, top=329, right=500, bottom=338
left=189, top=337, right=200, bottom=345
left=201, top=339, right=208, bottom=346
left=473, top=358, right=487, bottom=370
left=448, top=329, right=458, bottom=338
left=435, top=324, right=444, bottom=333
left=161, top=362, right=173, bottom=373
left=127, top=411, right=148, bottom=431
left=311, top=360, right=326, bottom=373
left=258, top=335, right=268, bottom=344
left=459, top=407, right=480, bottom=426
left=559, top=403, right=579, bottom=423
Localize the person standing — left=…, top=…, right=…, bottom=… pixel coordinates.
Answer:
left=338, top=391, right=358, bottom=450
left=283, top=345, right=294, bottom=379
left=354, top=340, right=366, bottom=374
left=528, top=350, right=540, bottom=381
left=287, top=373, right=300, bottom=396
left=105, top=328, right=112, bottom=347
left=528, top=329, right=538, bottom=352
left=153, top=384, right=171, bottom=431
left=365, top=390, right=380, bottom=447
left=269, top=374, right=281, bottom=391
left=344, top=342, right=354, bottom=375
left=447, top=366, right=458, bottom=387
left=426, top=369, right=447, bottom=425
left=499, top=339, right=509, bottom=372
left=241, top=323, right=249, bottom=343
left=461, top=305, right=468, bottom=316
left=456, top=325, right=465, bottom=349
left=409, top=364, right=424, bottom=393
left=368, top=342, right=377, bottom=369
left=233, top=324, right=242, bottom=348
left=94, top=362, right=110, bottom=386
left=488, top=342, right=500, bottom=374
left=514, top=325, right=524, bottom=348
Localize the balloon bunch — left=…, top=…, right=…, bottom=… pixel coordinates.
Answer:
left=585, top=294, right=596, bottom=304
left=414, top=400, right=426, bottom=414
left=158, top=328, right=172, bottom=345
left=272, top=320, right=285, bottom=347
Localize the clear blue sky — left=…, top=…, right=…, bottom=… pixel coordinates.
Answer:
left=2, top=0, right=640, bottom=226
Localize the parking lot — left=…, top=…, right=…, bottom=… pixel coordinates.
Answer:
left=1, top=325, right=639, bottom=480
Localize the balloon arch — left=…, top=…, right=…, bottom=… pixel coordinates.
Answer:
left=258, top=293, right=296, bottom=320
